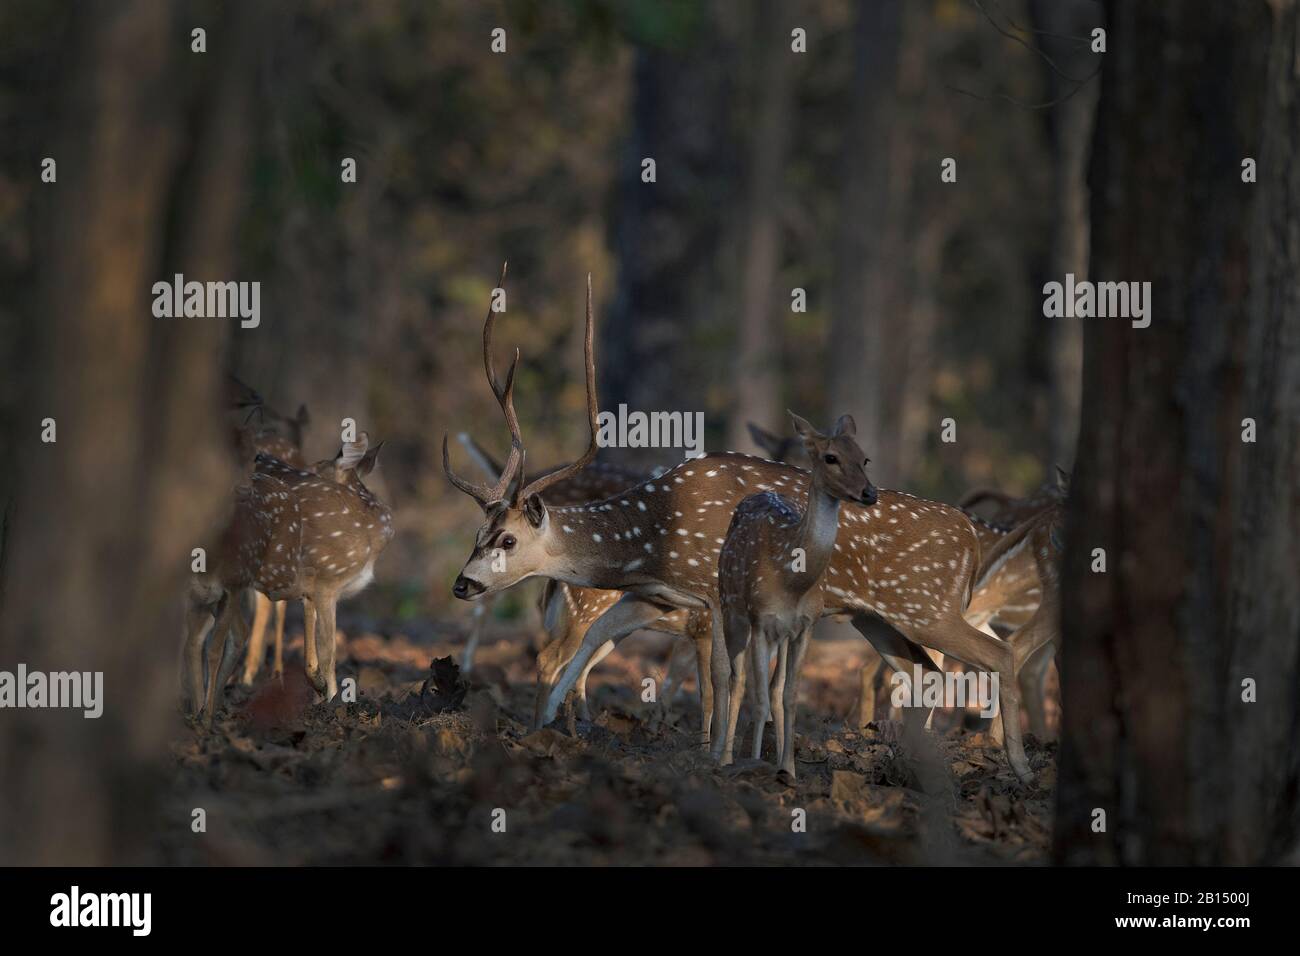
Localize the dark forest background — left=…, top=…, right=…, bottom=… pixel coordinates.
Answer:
left=0, top=0, right=1296, bottom=868
left=0, top=0, right=1097, bottom=621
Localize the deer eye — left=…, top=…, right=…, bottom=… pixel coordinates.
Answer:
left=863, top=458, right=870, bottom=466
left=823, top=454, right=839, bottom=465
left=499, top=534, right=517, bottom=551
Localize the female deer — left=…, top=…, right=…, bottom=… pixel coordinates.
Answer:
left=718, top=413, right=874, bottom=779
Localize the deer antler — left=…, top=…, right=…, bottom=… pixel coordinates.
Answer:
left=443, top=262, right=525, bottom=508
left=515, top=273, right=600, bottom=503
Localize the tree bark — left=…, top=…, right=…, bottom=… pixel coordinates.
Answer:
left=828, top=0, right=903, bottom=483
left=1055, top=0, right=1300, bottom=865
left=0, top=0, right=258, bottom=864
left=604, top=12, right=739, bottom=468
left=728, top=4, right=798, bottom=450
left=1031, top=0, right=1098, bottom=470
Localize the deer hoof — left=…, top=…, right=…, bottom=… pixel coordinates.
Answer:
left=305, top=668, right=327, bottom=695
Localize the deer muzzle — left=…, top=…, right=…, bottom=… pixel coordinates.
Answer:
left=452, top=575, right=485, bottom=600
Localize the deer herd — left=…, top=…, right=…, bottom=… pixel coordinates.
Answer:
left=189, top=268, right=1070, bottom=790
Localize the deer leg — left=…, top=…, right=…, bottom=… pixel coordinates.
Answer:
left=216, top=594, right=250, bottom=693
left=182, top=596, right=214, bottom=716
left=901, top=613, right=1034, bottom=785
left=1006, top=588, right=1059, bottom=740
left=540, top=594, right=668, bottom=726
left=689, top=619, right=714, bottom=746
left=314, top=593, right=340, bottom=701
left=854, top=651, right=882, bottom=727
left=770, top=639, right=789, bottom=769
left=272, top=600, right=287, bottom=681
left=850, top=613, right=943, bottom=731
left=202, top=592, right=237, bottom=728
left=241, top=591, right=272, bottom=686
left=573, top=637, right=616, bottom=722
left=780, top=627, right=812, bottom=778
left=750, top=630, right=772, bottom=760
left=303, top=599, right=321, bottom=693
left=1019, top=640, right=1056, bottom=740
left=923, top=650, right=946, bottom=731
left=715, top=609, right=750, bottom=765
left=658, top=634, right=683, bottom=704
left=463, top=601, right=486, bottom=675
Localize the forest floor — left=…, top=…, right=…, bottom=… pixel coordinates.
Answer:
left=161, top=611, right=1058, bottom=866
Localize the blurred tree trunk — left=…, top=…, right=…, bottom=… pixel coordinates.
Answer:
left=1031, top=0, right=1098, bottom=470
left=882, top=0, right=933, bottom=484
left=1055, top=0, right=1300, bottom=865
left=896, top=212, right=949, bottom=481
left=604, top=12, right=739, bottom=467
left=829, top=0, right=903, bottom=483
left=0, top=0, right=257, bottom=864
left=728, top=4, right=797, bottom=450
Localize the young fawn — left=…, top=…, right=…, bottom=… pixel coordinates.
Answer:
left=184, top=434, right=391, bottom=724
left=239, top=396, right=312, bottom=687
left=718, top=413, right=875, bottom=777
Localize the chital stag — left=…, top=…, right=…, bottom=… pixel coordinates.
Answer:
left=184, top=434, right=392, bottom=724
left=456, top=434, right=713, bottom=734
left=718, top=412, right=874, bottom=777
left=445, top=274, right=1037, bottom=784
left=441, top=270, right=717, bottom=737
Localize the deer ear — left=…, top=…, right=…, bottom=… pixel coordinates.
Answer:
left=832, top=414, right=857, bottom=438
left=787, top=410, right=818, bottom=441
left=747, top=422, right=778, bottom=455
left=358, top=440, right=384, bottom=477
left=336, top=432, right=369, bottom=472
left=523, top=493, right=547, bottom=528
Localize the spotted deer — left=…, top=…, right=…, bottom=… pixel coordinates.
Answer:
left=457, top=445, right=716, bottom=736
left=752, top=419, right=1045, bottom=734
left=443, top=272, right=716, bottom=737
left=445, top=275, right=1037, bottom=784
left=742, top=423, right=1067, bottom=743
left=231, top=386, right=313, bottom=687
left=180, top=381, right=312, bottom=707
left=964, top=473, right=1067, bottom=738
left=184, top=434, right=392, bottom=724
left=718, top=412, right=874, bottom=778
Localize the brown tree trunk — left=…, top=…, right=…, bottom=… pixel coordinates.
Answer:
left=1055, top=0, right=1300, bottom=865
left=829, top=0, right=903, bottom=483
left=881, top=0, right=933, bottom=484
left=728, top=4, right=797, bottom=450
left=0, top=1, right=258, bottom=864
left=1031, top=0, right=1098, bottom=470
left=604, top=11, right=739, bottom=468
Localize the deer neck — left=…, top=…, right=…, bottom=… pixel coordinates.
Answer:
left=546, top=498, right=674, bottom=591
left=786, top=471, right=842, bottom=595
